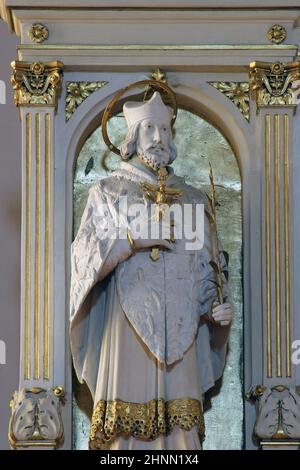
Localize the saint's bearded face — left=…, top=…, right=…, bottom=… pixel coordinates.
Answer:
left=136, top=118, right=172, bottom=171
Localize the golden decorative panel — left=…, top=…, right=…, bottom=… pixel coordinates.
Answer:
left=264, top=114, right=272, bottom=378
left=34, top=113, right=41, bottom=381
left=24, top=113, right=31, bottom=380
left=274, top=113, right=282, bottom=378
left=263, top=112, right=292, bottom=379
left=283, top=114, right=291, bottom=378
left=209, top=82, right=250, bottom=121
left=65, top=81, right=108, bottom=121
left=23, top=112, right=53, bottom=381
left=43, top=113, right=51, bottom=381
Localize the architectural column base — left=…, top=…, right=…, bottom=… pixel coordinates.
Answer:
left=247, top=385, right=300, bottom=449
left=261, top=440, right=300, bottom=450
left=8, top=387, right=65, bottom=450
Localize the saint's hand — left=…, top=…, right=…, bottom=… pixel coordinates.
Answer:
left=134, top=237, right=174, bottom=251
left=211, top=302, right=234, bottom=326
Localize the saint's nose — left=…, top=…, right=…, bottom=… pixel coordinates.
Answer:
left=152, top=127, right=162, bottom=144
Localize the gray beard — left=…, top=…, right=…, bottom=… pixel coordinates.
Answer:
left=137, top=148, right=170, bottom=171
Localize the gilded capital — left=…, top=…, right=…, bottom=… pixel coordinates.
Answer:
left=249, top=61, right=300, bottom=109
left=11, top=61, right=64, bottom=107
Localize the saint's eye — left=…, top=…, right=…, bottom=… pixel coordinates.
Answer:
left=147, top=124, right=152, bottom=129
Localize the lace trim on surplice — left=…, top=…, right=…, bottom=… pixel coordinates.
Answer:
left=89, top=397, right=205, bottom=449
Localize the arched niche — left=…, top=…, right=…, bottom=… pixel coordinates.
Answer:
left=66, top=85, right=248, bottom=449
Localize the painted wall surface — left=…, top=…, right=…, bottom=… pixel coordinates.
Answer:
left=0, top=20, right=21, bottom=450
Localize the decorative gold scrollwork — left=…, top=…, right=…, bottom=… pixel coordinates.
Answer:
left=209, top=81, right=250, bottom=121
left=65, top=81, right=108, bottom=121
left=249, top=61, right=300, bottom=108
left=11, top=61, right=64, bottom=107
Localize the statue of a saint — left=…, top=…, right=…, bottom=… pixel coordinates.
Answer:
left=70, top=88, right=233, bottom=450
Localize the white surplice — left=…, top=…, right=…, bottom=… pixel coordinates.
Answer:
left=70, top=161, right=230, bottom=450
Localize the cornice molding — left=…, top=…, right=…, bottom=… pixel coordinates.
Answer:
left=1, top=1, right=300, bottom=35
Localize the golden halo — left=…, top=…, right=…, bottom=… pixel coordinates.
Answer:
left=101, top=79, right=177, bottom=156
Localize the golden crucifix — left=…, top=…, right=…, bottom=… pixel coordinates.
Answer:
left=140, top=167, right=182, bottom=261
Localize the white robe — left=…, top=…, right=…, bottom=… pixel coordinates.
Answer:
left=70, top=162, right=230, bottom=450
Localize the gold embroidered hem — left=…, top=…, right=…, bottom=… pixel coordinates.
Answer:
left=89, top=397, right=205, bottom=450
